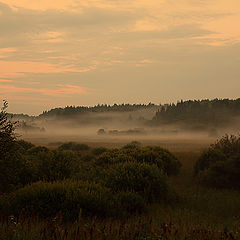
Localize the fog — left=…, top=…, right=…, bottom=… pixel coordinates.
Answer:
left=14, top=108, right=240, bottom=151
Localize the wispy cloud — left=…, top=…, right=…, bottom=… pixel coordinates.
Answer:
left=0, top=60, right=93, bottom=78
left=0, top=79, right=13, bottom=82
left=0, top=83, right=87, bottom=96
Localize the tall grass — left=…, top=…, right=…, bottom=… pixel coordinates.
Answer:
left=1, top=213, right=239, bottom=240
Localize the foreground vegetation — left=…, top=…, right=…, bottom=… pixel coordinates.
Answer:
left=1, top=151, right=240, bottom=239
left=0, top=142, right=180, bottom=219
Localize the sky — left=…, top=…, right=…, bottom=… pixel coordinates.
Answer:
left=0, top=0, right=240, bottom=115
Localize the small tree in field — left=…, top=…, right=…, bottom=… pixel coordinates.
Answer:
left=0, top=100, right=17, bottom=151
left=0, top=100, right=22, bottom=192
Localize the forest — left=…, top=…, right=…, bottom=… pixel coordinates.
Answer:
left=152, top=98, right=240, bottom=129
left=1, top=100, right=240, bottom=239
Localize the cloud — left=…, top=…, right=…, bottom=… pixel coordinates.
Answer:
left=0, top=83, right=87, bottom=96
left=0, top=47, right=17, bottom=58
left=0, top=3, right=137, bottom=38
left=0, top=79, right=13, bottom=82
left=0, top=0, right=78, bottom=10
left=112, top=24, right=215, bottom=43
left=0, top=60, right=93, bottom=78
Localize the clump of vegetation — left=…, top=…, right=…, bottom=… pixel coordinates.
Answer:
left=91, top=147, right=108, bottom=156
left=0, top=180, right=146, bottom=220
left=95, top=145, right=181, bottom=176
left=58, top=142, right=90, bottom=151
left=26, top=149, right=80, bottom=182
left=104, top=162, right=169, bottom=203
left=15, top=139, right=35, bottom=152
left=122, top=141, right=142, bottom=149
left=194, top=135, right=240, bottom=189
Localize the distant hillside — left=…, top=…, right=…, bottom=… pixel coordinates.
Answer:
left=151, top=98, right=240, bottom=129
left=38, top=103, right=159, bottom=118
left=11, top=99, right=240, bottom=132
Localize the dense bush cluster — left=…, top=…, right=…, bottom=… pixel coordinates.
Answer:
left=95, top=145, right=181, bottom=176
left=0, top=181, right=146, bottom=220
left=104, top=162, right=168, bottom=203
left=194, top=135, right=240, bottom=189
left=0, top=140, right=180, bottom=219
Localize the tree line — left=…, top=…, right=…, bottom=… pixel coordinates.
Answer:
left=152, top=98, right=240, bottom=128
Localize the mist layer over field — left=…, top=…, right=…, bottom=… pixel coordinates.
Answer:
left=14, top=113, right=237, bottom=151
left=13, top=99, right=240, bottom=149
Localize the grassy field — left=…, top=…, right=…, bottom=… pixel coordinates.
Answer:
left=23, top=133, right=214, bottom=151
left=1, top=144, right=240, bottom=239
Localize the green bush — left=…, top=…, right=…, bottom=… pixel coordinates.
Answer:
left=0, top=180, right=146, bottom=219
left=113, top=191, right=146, bottom=216
left=194, top=135, right=240, bottom=189
left=26, top=150, right=80, bottom=182
left=27, top=146, right=49, bottom=155
left=95, top=146, right=181, bottom=176
left=1, top=144, right=86, bottom=192
left=122, top=141, right=141, bottom=149
left=104, top=162, right=170, bottom=203
left=58, top=142, right=89, bottom=151
left=16, top=140, right=35, bottom=152
left=129, top=146, right=181, bottom=176
left=194, top=148, right=226, bottom=175
left=0, top=141, right=34, bottom=192
left=95, top=150, right=134, bottom=167
left=0, top=151, right=31, bottom=192
left=80, top=153, right=95, bottom=162
left=198, top=158, right=240, bottom=189
left=91, top=147, right=108, bottom=156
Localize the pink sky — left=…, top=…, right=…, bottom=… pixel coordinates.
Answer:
left=0, top=0, right=240, bottom=114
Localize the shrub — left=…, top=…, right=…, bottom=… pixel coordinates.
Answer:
left=194, top=135, right=240, bottom=189
left=0, top=151, right=31, bottom=192
left=122, top=141, right=141, bottom=149
left=104, top=162, right=170, bottom=203
left=95, top=146, right=181, bottom=176
left=27, top=146, right=49, bottom=155
left=1, top=144, right=85, bottom=192
left=80, top=153, right=95, bottom=162
left=129, top=146, right=181, bottom=176
left=27, top=150, right=80, bottom=182
left=0, top=139, right=33, bottom=192
left=58, top=142, right=89, bottom=151
left=198, top=158, right=240, bottom=189
left=95, top=150, right=120, bottom=166
left=194, top=148, right=226, bottom=175
left=0, top=180, right=146, bottom=219
left=91, top=147, right=108, bottom=156
left=113, top=191, right=146, bottom=216
left=16, top=139, right=35, bottom=152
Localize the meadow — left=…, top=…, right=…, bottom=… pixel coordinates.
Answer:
left=1, top=138, right=240, bottom=240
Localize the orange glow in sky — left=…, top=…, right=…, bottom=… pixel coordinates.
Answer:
left=0, top=0, right=240, bottom=114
